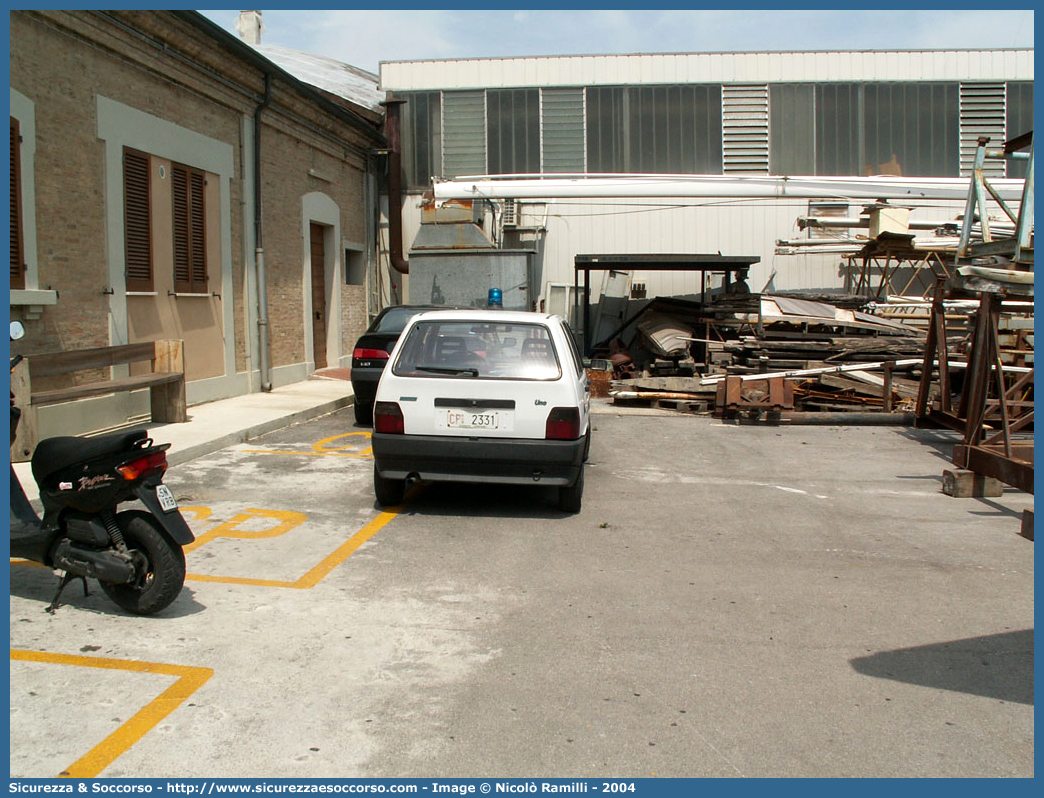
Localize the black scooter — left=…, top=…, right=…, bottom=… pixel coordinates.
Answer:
left=10, top=321, right=195, bottom=614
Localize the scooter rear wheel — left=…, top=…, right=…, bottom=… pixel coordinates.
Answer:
left=99, top=511, right=186, bottom=615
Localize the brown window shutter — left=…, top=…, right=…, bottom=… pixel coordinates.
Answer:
left=10, top=117, right=25, bottom=290
left=123, top=148, right=153, bottom=292
left=172, top=163, right=207, bottom=293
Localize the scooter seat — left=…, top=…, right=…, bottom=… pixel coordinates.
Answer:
left=31, top=428, right=151, bottom=485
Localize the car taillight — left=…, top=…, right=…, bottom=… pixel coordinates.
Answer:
left=374, top=401, right=405, bottom=434
left=117, top=450, right=168, bottom=481
left=545, top=407, right=581, bottom=440
left=353, top=347, right=389, bottom=361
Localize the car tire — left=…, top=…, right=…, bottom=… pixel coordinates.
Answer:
left=582, top=426, right=592, bottom=462
left=354, top=400, right=373, bottom=426
left=558, top=465, right=584, bottom=513
left=374, top=462, right=405, bottom=507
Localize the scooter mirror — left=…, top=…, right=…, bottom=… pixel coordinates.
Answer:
left=10, top=321, right=25, bottom=341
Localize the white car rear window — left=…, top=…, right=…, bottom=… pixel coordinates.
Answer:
left=392, top=321, right=562, bottom=381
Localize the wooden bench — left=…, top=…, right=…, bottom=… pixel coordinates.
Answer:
left=11, top=340, right=187, bottom=462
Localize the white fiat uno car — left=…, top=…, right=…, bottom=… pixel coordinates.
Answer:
left=370, top=309, right=591, bottom=512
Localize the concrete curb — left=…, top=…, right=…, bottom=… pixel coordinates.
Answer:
left=166, top=394, right=355, bottom=467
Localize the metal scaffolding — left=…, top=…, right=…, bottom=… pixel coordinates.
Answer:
left=915, top=134, right=1034, bottom=496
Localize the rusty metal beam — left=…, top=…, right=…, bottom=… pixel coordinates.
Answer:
left=953, top=444, right=1034, bottom=494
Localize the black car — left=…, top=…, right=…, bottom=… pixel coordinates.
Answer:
left=350, top=305, right=449, bottom=425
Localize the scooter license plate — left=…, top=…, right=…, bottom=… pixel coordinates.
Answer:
left=155, top=484, right=178, bottom=513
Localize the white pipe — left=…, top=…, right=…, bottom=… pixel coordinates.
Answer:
left=434, top=174, right=1025, bottom=203
left=700, top=358, right=1032, bottom=385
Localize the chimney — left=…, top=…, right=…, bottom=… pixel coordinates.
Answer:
left=236, top=10, right=264, bottom=45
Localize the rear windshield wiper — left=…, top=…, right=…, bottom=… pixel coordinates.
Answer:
left=415, top=365, right=479, bottom=377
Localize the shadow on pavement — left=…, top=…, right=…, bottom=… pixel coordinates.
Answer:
left=850, top=628, right=1034, bottom=705
left=390, top=480, right=574, bottom=520
left=9, top=563, right=207, bottom=618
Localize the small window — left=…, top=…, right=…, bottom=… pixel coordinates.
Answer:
left=123, top=148, right=152, bottom=291
left=172, top=162, right=207, bottom=293
left=10, top=117, right=24, bottom=290
left=345, top=247, right=365, bottom=286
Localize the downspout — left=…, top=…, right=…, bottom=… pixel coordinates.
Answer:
left=383, top=98, right=409, bottom=275
left=254, top=73, right=273, bottom=391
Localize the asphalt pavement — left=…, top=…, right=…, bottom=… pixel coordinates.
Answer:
left=8, top=378, right=1035, bottom=777
left=7, top=390, right=1035, bottom=778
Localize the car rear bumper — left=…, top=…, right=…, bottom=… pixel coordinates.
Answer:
left=349, top=369, right=383, bottom=405
left=372, top=433, right=584, bottom=486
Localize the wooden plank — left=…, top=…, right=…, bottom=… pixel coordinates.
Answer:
left=30, top=372, right=182, bottom=405
left=150, top=340, right=187, bottom=423
left=28, top=342, right=157, bottom=377
left=10, top=358, right=37, bottom=463
left=942, top=468, right=1003, bottom=498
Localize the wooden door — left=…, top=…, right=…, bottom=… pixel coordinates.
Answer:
left=309, top=223, right=328, bottom=370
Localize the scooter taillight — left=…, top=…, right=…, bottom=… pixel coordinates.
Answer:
left=117, top=450, right=168, bottom=481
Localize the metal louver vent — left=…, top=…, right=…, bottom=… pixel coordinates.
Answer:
left=502, top=199, right=517, bottom=227
left=541, top=87, right=585, bottom=174
left=960, top=82, right=1006, bottom=178
left=723, top=84, right=769, bottom=174
left=442, top=91, right=487, bottom=178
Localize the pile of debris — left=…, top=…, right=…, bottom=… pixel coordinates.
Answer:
left=596, top=292, right=935, bottom=417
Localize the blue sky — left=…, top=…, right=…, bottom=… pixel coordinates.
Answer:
left=198, top=9, right=1035, bottom=75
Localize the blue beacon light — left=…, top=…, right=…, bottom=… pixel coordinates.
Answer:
left=487, top=287, right=503, bottom=308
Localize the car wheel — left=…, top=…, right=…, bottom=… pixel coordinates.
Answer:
left=373, top=462, right=405, bottom=507
left=558, top=465, right=584, bottom=513
left=582, top=426, right=592, bottom=462
left=354, top=400, right=373, bottom=426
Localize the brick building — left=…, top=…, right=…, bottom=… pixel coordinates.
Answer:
left=9, top=10, right=384, bottom=437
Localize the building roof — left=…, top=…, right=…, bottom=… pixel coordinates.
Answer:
left=254, top=43, right=385, bottom=114
left=172, top=11, right=384, bottom=143
left=380, top=48, right=1034, bottom=90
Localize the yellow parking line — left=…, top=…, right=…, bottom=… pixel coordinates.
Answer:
left=242, top=431, right=373, bottom=458
left=185, top=508, right=400, bottom=588
left=12, top=508, right=402, bottom=591
left=10, top=649, right=212, bottom=778
left=241, top=450, right=372, bottom=458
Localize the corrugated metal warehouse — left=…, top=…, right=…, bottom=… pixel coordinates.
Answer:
left=378, top=50, right=1033, bottom=312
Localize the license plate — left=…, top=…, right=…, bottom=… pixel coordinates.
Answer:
left=155, top=484, right=178, bottom=513
left=439, top=409, right=513, bottom=431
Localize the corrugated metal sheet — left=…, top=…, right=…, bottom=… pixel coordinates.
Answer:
left=381, top=50, right=1034, bottom=91
left=256, top=44, right=384, bottom=113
